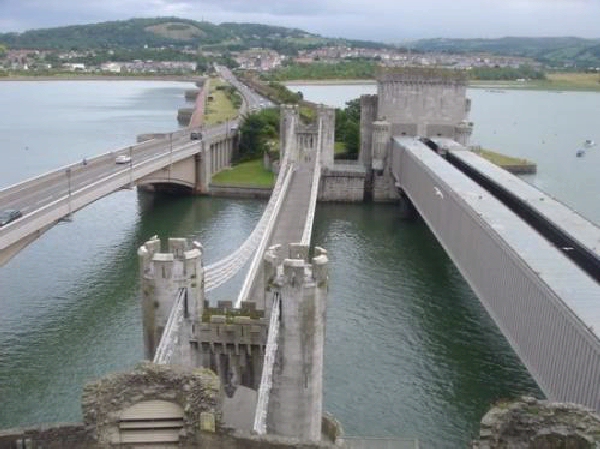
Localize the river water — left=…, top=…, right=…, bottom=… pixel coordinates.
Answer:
left=1, top=80, right=599, bottom=448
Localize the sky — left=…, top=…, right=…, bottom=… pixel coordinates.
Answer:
left=0, top=0, right=599, bottom=42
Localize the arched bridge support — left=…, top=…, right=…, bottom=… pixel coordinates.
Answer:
left=136, top=134, right=236, bottom=195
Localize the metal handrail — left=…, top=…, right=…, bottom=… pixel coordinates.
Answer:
left=153, top=288, right=186, bottom=364
left=253, top=293, right=281, bottom=434
left=301, top=116, right=323, bottom=245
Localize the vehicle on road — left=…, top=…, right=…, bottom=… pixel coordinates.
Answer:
left=116, top=155, right=132, bottom=164
left=0, top=210, right=23, bottom=227
left=190, top=132, right=203, bottom=140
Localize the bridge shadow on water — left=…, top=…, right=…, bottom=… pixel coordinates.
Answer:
left=311, top=202, right=541, bottom=448
left=0, top=188, right=265, bottom=429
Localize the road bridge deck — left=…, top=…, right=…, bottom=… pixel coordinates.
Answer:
left=246, top=159, right=317, bottom=310
left=392, top=137, right=600, bottom=409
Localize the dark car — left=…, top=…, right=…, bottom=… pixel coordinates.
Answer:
left=0, top=210, right=23, bottom=227
left=190, top=132, right=203, bottom=141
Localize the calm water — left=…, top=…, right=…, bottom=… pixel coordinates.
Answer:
left=1, top=81, right=599, bottom=448
left=289, top=84, right=600, bottom=224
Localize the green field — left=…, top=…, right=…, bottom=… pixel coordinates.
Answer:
left=203, top=78, right=240, bottom=125
left=473, top=148, right=534, bottom=167
left=211, top=159, right=275, bottom=188
left=469, top=73, right=600, bottom=92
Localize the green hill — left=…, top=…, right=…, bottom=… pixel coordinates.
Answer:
left=0, top=18, right=390, bottom=55
left=412, top=37, right=600, bottom=67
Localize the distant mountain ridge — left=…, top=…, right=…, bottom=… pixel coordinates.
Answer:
left=0, top=17, right=390, bottom=54
left=2, top=19, right=599, bottom=67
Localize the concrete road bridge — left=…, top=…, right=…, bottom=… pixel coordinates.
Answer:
left=0, top=120, right=239, bottom=266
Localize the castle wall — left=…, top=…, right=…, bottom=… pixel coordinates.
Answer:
left=318, top=166, right=366, bottom=202
left=376, top=68, right=469, bottom=137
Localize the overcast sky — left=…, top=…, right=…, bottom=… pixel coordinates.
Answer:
left=1, top=0, right=599, bottom=41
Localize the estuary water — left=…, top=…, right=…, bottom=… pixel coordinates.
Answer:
left=1, top=80, right=599, bottom=448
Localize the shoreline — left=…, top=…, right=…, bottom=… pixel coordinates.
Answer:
left=284, top=78, right=600, bottom=92
left=2, top=74, right=598, bottom=92
left=0, top=74, right=200, bottom=82
left=283, top=79, right=376, bottom=86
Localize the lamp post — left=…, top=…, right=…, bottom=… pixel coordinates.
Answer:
left=129, top=146, right=133, bottom=188
left=169, top=132, right=173, bottom=181
left=65, top=167, right=72, bottom=218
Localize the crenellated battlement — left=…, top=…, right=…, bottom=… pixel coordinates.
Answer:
left=377, top=66, right=468, bottom=85
left=138, top=236, right=205, bottom=361
left=279, top=103, right=335, bottom=168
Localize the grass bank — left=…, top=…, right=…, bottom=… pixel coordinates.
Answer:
left=469, top=73, right=600, bottom=92
left=203, top=78, right=239, bottom=125
left=472, top=148, right=537, bottom=174
left=211, top=159, right=275, bottom=188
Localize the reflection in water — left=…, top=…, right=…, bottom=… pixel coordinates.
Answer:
left=314, top=203, right=539, bottom=446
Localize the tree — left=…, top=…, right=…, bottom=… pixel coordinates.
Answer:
left=334, top=98, right=360, bottom=159
left=237, top=108, right=281, bottom=161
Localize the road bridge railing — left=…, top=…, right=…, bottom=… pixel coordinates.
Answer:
left=0, top=134, right=183, bottom=206
left=0, top=138, right=202, bottom=252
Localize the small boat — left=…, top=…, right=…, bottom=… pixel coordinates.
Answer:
left=576, top=150, right=585, bottom=158
left=584, top=139, right=596, bottom=147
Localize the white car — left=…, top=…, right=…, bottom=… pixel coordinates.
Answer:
left=116, top=155, right=132, bottom=164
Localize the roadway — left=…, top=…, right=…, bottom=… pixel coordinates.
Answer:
left=215, top=65, right=275, bottom=111
left=0, top=69, right=274, bottom=264
left=0, top=122, right=230, bottom=224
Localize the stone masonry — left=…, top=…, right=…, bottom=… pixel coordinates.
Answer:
left=359, top=66, right=474, bottom=202
left=472, top=396, right=600, bottom=448
left=81, top=362, right=221, bottom=446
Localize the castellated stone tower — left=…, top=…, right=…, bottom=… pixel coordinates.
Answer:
left=264, top=243, right=329, bottom=441
left=279, top=103, right=335, bottom=167
left=138, top=236, right=204, bottom=361
left=359, top=67, right=474, bottom=201
left=376, top=67, right=472, bottom=141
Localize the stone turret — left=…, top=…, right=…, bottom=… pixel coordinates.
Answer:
left=279, top=104, right=299, bottom=161
left=316, top=105, right=335, bottom=168
left=264, top=244, right=329, bottom=441
left=455, top=120, right=474, bottom=146
left=359, top=94, right=378, bottom=169
left=138, top=236, right=204, bottom=361
left=371, top=120, right=391, bottom=172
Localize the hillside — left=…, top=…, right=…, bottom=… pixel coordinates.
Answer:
left=412, top=37, right=600, bottom=67
left=0, top=18, right=390, bottom=55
